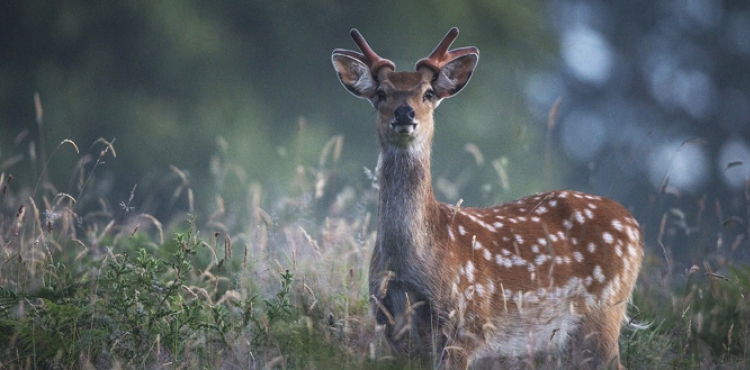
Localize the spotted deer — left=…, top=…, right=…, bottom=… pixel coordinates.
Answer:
left=331, top=28, right=644, bottom=369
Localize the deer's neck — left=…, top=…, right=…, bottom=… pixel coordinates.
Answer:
left=376, top=144, right=440, bottom=264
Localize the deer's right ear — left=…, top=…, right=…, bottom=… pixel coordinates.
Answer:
left=332, top=53, right=378, bottom=99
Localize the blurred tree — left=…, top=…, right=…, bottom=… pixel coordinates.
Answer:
left=539, top=0, right=750, bottom=208
left=0, top=0, right=552, bottom=220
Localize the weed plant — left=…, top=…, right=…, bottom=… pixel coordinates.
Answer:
left=1, top=119, right=749, bottom=369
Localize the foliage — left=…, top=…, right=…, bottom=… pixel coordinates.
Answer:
left=1, top=129, right=750, bottom=369
left=0, top=134, right=385, bottom=369
left=0, top=215, right=316, bottom=368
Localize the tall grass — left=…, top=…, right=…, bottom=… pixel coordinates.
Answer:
left=1, top=118, right=749, bottom=369
left=0, top=120, right=414, bottom=369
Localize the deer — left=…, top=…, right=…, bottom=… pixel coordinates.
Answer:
left=331, top=28, right=644, bottom=369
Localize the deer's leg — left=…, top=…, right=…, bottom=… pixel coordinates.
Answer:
left=375, top=284, right=442, bottom=361
left=571, top=304, right=626, bottom=370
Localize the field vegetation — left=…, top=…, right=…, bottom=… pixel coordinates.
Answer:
left=1, top=126, right=749, bottom=369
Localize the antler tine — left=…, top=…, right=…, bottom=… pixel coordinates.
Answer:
left=334, top=29, right=395, bottom=75
left=428, top=27, right=460, bottom=60
left=349, top=29, right=381, bottom=65
left=416, top=27, right=479, bottom=73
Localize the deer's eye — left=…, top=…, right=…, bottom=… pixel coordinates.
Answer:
left=424, top=90, right=435, bottom=101
left=376, top=90, right=386, bottom=102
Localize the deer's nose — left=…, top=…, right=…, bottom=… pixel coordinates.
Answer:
left=394, top=105, right=415, bottom=123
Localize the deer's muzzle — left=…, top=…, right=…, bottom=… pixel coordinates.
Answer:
left=392, top=105, right=417, bottom=133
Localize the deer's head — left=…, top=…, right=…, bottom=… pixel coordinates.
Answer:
left=332, top=28, right=479, bottom=148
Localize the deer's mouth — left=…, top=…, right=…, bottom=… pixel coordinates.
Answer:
left=390, top=120, right=417, bottom=134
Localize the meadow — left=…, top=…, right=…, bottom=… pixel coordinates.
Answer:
left=1, top=127, right=749, bottom=369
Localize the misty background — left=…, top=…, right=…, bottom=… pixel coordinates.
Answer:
left=1, top=1, right=749, bottom=263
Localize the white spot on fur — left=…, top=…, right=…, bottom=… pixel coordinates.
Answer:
left=612, top=219, right=624, bottom=231
left=534, top=206, right=548, bottom=215
left=467, top=213, right=496, bottom=232
left=483, top=248, right=491, bottom=261
left=459, top=225, right=466, bottom=235
left=535, top=254, right=549, bottom=266
left=476, top=284, right=485, bottom=297
left=493, top=222, right=504, bottom=228
left=627, top=226, right=638, bottom=241
left=602, top=275, right=623, bottom=302
left=593, top=265, right=605, bottom=283
left=531, top=244, right=540, bottom=253
left=514, top=234, right=524, bottom=245
left=584, top=208, right=594, bottom=219
left=575, top=211, right=585, bottom=224
left=603, top=232, right=614, bottom=244
left=587, top=242, right=596, bottom=253
left=512, top=255, right=527, bottom=266
left=487, top=280, right=495, bottom=294
left=495, top=254, right=512, bottom=268
left=573, top=251, right=584, bottom=262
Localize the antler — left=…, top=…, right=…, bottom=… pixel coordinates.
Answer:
left=332, top=29, right=395, bottom=75
left=416, top=27, right=479, bottom=73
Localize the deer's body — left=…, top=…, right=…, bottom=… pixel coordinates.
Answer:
left=332, top=28, right=643, bottom=369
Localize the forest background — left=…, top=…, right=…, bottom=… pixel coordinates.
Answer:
left=1, top=1, right=750, bottom=368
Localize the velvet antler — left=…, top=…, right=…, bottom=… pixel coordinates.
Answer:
left=332, top=29, right=395, bottom=75
left=416, top=27, right=479, bottom=73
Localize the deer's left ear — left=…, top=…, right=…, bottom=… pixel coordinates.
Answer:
left=432, top=53, right=478, bottom=99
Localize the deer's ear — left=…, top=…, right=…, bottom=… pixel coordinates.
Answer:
left=432, top=53, right=478, bottom=99
left=332, top=53, right=377, bottom=99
